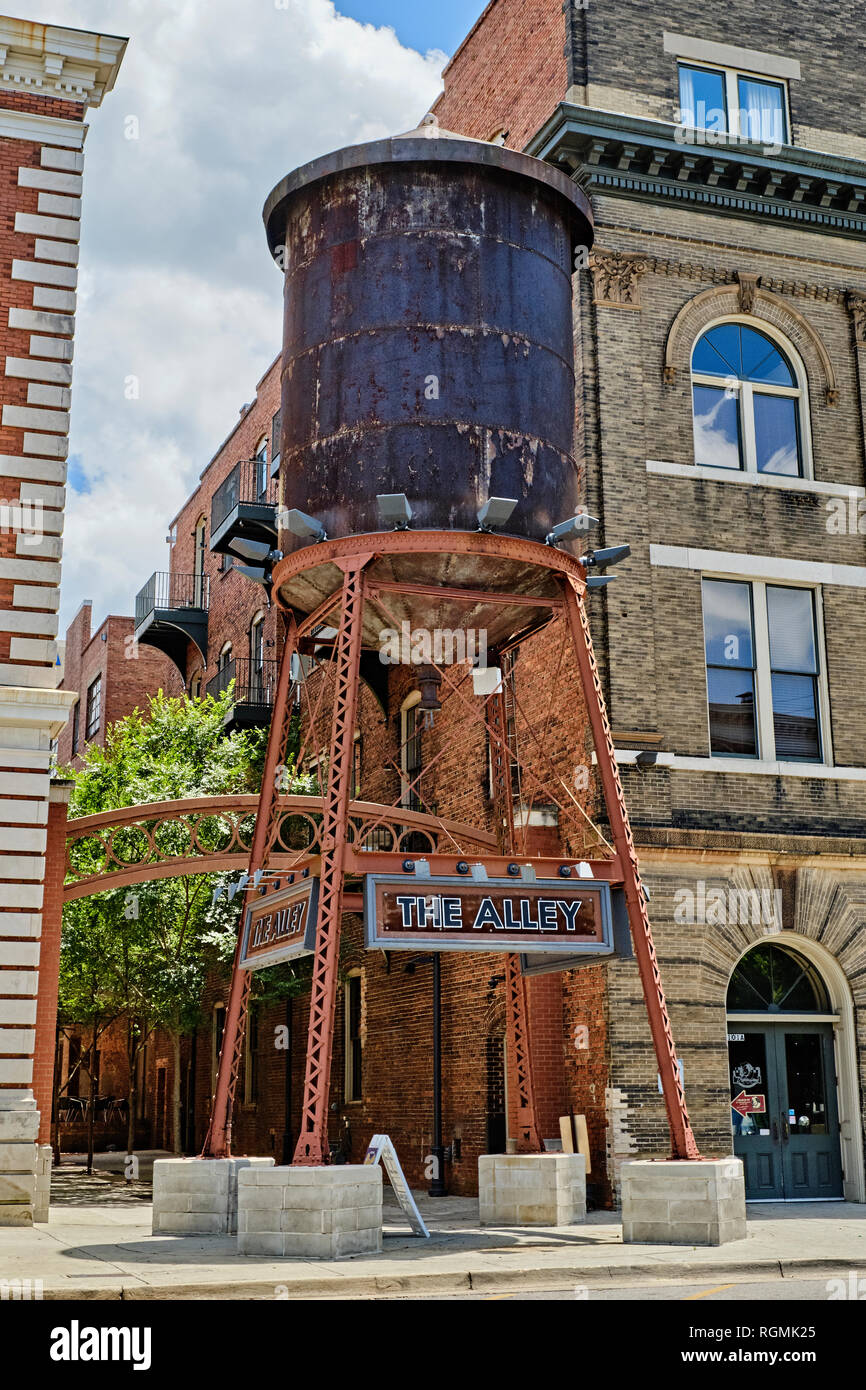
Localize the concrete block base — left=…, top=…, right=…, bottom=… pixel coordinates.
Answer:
left=152, top=1156, right=275, bottom=1235
left=478, top=1153, right=587, bottom=1226
left=238, top=1165, right=383, bottom=1258
left=621, top=1158, right=747, bottom=1246
left=0, top=1099, right=39, bottom=1227
left=33, top=1145, right=51, bottom=1222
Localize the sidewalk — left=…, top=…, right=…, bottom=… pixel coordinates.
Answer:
left=1, top=1168, right=864, bottom=1300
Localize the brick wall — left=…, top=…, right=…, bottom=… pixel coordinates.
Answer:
left=433, top=0, right=567, bottom=149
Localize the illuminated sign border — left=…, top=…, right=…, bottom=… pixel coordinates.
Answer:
left=363, top=874, right=615, bottom=955
left=239, top=876, right=319, bottom=971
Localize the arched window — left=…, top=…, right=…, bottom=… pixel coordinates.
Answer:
left=691, top=322, right=808, bottom=478
left=189, top=669, right=202, bottom=699
left=249, top=612, right=264, bottom=699
left=193, top=516, right=207, bottom=606
left=727, top=943, right=829, bottom=1013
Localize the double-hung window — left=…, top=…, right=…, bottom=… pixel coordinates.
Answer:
left=84, top=675, right=102, bottom=742
left=678, top=63, right=788, bottom=146
left=703, top=579, right=825, bottom=763
left=692, top=323, right=806, bottom=478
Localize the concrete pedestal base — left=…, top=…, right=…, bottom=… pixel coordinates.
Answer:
left=478, top=1153, right=587, bottom=1226
left=0, top=1099, right=39, bottom=1227
left=152, top=1156, right=275, bottom=1235
left=33, top=1144, right=52, bottom=1222
left=238, top=1165, right=383, bottom=1258
left=621, top=1158, right=747, bottom=1245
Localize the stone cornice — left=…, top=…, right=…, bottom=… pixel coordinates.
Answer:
left=527, top=104, right=866, bottom=240
left=0, top=17, right=126, bottom=109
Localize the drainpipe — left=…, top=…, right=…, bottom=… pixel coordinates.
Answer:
left=429, top=954, right=446, bottom=1196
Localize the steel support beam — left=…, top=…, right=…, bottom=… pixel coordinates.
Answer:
left=293, top=557, right=370, bottom=1164
left=488, top=681, right=543, bottom=1154
left=562, top=578, right=700, bottom=1160
left=202, top=615, right=299, bottom=1159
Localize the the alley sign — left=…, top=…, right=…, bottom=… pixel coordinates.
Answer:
left=239, top=876, right=319, bottom=971
left=363, top=874, right=614, bottom=956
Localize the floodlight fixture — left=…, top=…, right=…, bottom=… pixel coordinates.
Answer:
left=212, top=886, right=225, bottom=906
left=253, top=869, right=264, bottom=889
left=470, top=863, right=488, bottom=882
left=585, top=575, right=616, bottom=590
left=577, top=862, right=595, bottom=879
left=473, top=664, right=502, bottom=696
left=582, top=544, right=631, bottom=570
left=635, top=750, right=659, bottom=767
left=520, top=864, right=537, bottom=883
left=546, top=511, right=599, bottom=546
left=282, top=508, right=327, bottom=541
left=229, top=537, right=272, bottom=565
left=414, top=859, right=431, bottom=879
left=233, top=563, right=268, bottom=587
left=376, top=493, right=413, bottom=530
left=477, top=496, right=518, bottom=532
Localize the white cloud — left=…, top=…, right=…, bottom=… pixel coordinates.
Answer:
left=32, top=0, right=446, bottom=628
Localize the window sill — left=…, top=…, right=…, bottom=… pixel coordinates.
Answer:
left=606, top=750, right=866, bottom=780
left=646, top=460, right=864, bottom=500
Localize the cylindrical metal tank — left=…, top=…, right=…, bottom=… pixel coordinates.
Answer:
left=263, top=130, right=593, bottom=549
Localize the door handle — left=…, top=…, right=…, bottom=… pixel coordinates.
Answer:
left=781, top=1115, right=790, bottom=1142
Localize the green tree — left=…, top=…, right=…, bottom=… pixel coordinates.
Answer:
left=58, top=686, right=299, bottom=1165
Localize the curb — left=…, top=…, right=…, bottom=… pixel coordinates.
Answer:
left=38, top=1255, right=866, bottom=1301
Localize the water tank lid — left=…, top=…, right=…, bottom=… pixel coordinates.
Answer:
left=262, top=129, right=593, bottom=262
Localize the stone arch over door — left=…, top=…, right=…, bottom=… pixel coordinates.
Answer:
left=722, top=922, right=865, bottom=1203
left=663, top=279, right=839, bottom=406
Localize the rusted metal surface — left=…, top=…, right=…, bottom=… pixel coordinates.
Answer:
left=264, top=135, right=593, bottom=554
left=561, top=577, right=701, bottom=1161
left=63, top=795, right=494, bottom=902
left=293, top=559, right=368, bottom=1165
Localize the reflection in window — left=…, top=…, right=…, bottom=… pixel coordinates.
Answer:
left=692, top=324, right=803, bottom=477
left=767, top=586, right=821, bottom=761
left=727, top=943, right=829, bottom=1012
left=703, top=579, right=757, bottom=756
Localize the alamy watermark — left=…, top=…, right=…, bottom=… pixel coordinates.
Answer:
left=0, top=497, right=43, bottom=547
left=674, top=880, right=782, bottom=928
left=378, top=622, right=488, bottom=670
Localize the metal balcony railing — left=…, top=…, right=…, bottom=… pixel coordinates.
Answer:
left=206, top=656, right=279, bottom=708
left=211, top=458, right=278, bottom=538
left=135, top=572, right=210, bottom=627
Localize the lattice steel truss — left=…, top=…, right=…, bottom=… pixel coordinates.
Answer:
left=201, top=532, right=700, bottom=1165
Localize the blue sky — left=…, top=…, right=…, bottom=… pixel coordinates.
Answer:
left=336, top=0, right=488, bottom=54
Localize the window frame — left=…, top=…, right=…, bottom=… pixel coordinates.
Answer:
left=678, top=60, right=790, bottom=145
left=702, top=576, right=832, bottom=766
left=344, top=970, right=363, bottom=1103
left=691, top=317, right=813, bottom=481
left=400, top=690, right=423, bottom=811
left=84, top=675, right=102, bottom=742
left=71, top=699, right=80, bottom=755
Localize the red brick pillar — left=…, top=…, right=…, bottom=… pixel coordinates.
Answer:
left=32, top=782, right=71, bottom=1145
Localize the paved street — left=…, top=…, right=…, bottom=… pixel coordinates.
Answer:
left=0, top=1165, right=863, bottom=1301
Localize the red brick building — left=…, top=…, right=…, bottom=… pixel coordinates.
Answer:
left=55, top=600, right=178, bottom=768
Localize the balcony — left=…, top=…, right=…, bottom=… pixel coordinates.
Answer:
left=206, top=656, right=278, bottom=731
left=210, top=458, right=278, bottom=559
left=134, top=571, right=209, bottom=674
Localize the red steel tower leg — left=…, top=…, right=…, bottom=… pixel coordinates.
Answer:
left=293, top=557, right=369, bottom=1165
left=488, top=683, right=543, bottom=1154
left=562, top=579, right=700, bottom=1160
left=202, top=616, right=299, bottom=1159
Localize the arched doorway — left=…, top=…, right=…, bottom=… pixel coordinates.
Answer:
left=727, top=942, right=843, bottom=1201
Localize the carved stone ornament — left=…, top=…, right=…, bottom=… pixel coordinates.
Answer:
left=848, top=292, right=866, bottom=348
left=737, top=272, right=761, bottom=314
left=591, top=252, right=648, bottom=309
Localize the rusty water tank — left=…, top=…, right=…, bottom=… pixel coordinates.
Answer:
left=263, top=127, right=593, bottom=549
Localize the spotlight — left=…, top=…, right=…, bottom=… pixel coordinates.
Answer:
left=546, top=511, right=599, bottom=546
left=520, top=865, right=537, bottom=882
left=414, top=859, right=431, bottom=879
left=470, top=863, right=488, bottom=882
left=212, top=886, right=225, bottom=906
left=402, top=859, right=415, bottom=873
left=281, top=508, right=327, bottom=541
left=558, top=865, right=572, bottom=878
left=253, top=869, right=264, bottom=888
left=586, top=575, right=616, bottom=590
left=582, top=544, right=631, bottom=570
left=456, top=862, right=470, bottom=875
left=507, top=863, right=520, bottom=877
left=229, top=537, right=272, bottom=565
left=376, top=493, right=413, bottom=530
left=635, top=750, right=659, bottom=767
left=577, top=862, right=594, bottom=879
left=477, top=496, right=518, bottom=532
